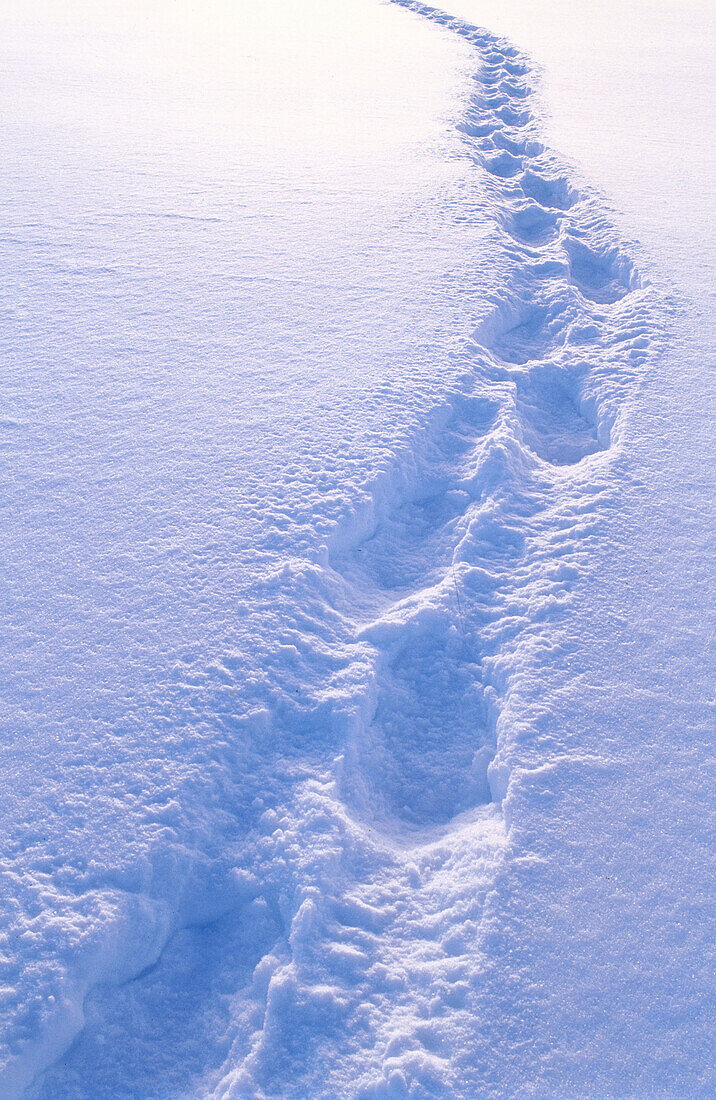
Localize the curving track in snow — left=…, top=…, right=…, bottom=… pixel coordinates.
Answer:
left=202, top=7, right=662, bottom=1098
left=332, top=0, right=656, bottom=836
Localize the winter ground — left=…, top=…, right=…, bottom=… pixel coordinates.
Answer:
left=0, top=0, right=714, bottom=1097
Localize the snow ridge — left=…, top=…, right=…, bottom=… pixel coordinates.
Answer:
left=207, top=5, right=662, bottom=1098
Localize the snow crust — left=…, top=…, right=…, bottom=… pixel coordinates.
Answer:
left=1, top=0, right=713, bottom=1097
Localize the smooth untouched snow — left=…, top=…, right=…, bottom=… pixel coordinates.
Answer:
left=1, top=0, right=714, bottom=1098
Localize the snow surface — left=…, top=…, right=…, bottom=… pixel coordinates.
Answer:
left=1, top=0, right=714, bottom=1097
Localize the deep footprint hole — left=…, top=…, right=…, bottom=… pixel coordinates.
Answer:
left=484, top=148, right=522, bottom=179
left=521, top=169, right=576, bottom=210
left=516, top=365, right=603, bottom=465
left=488, top=302, right=559, bottom=365
left=564, top=236, right=636, bottom=303
left=502, top=201, right=559, bottom=244
left=355, top=637, right=493, bottom=827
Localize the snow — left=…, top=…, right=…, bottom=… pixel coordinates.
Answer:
left=1, top=0, right=713, bottom=1097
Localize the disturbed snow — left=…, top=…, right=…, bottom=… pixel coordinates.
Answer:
left=1, top=0, right=713, bottom=1097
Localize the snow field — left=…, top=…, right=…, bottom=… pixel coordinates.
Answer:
left=5, top=0, right=709, bottom=1096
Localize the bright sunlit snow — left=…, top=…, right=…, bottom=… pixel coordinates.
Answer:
left=1, top=1, right=714, bottom=1097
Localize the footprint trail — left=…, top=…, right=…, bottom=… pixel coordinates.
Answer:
left=203, top=5, right=662, bottom=1097
left=326, top=0, right=657, bottom=839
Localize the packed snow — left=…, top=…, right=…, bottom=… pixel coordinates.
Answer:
left=1, top=0, right=713, bottom=1097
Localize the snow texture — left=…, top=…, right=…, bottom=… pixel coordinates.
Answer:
left=1, top=0, right=713, bottom=1097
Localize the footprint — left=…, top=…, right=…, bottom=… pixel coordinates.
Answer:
left=492, top=131, right=543, bottom=158
left=495, top=104, right=531, bottom=127
left=338, top=397, right=498, bottom=593
left=480, top=69, right=506, bottom=87
left=501, top=59, right=529, bottom=77
left=483, top=91, right=510, bottom=109
left=521, top=169, right=576, bottom=210
left=350, top=620, right=493, bottom=827
left=501, top=202, right=560, bottom=245
left=344, top=490, right=465, bottom=593
left=483, top=150, right=523, bottom=178
left=435, top=394, right=500, bottom=460
left=485, top=301, right=562, bottom=365
left=458, top=118, right=497, bottom=139
left=498, top=79, right=530, bottom=99
left=515, top=364, right=602, bottom=465
left=34, top=896, right=283, bottom=1099
left=563, top=236, right=635, bottom=303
